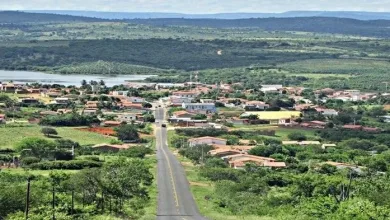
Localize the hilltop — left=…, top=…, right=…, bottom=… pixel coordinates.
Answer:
left=26, top=10, right=390, bottom=20
left=0, top=11, right=105, bottom=23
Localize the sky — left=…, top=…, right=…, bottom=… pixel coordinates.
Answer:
left=0, top=0, right=389, bottom=13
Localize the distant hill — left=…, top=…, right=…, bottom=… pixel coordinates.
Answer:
left=26, top=10, right=390, bottom=20
left=127, top=17, right=390, bottom=38
left=0, top=11, right=105, bottom=23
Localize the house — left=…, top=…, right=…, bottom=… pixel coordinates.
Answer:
left=300, top=120, right=327, bottom=129
left=54, top=97, right=71, bottom=105
left=223, top=154, right=284, bottom=169
left=243, top=101, right=269, bottom=111
left=0, top=83, right=17, bottom=93
left=128, top=97, right=145, bottom=103
left=172, top=91, right=198, bottom=98
left=83, top=109, right=98, bottom=115
left=0, top=114, right=5, bottom=124
left=40, top=111, right=58, bottom=116
left=342, top=125, right=380, bottom=133
left=260, top=85, right=283, bottom=93
left=19, top=98, right=40, bottom=105
left=121, top=102, right=143, bottom=110
left=182, top=103, right=217, bottom=114
left=200, top=99, right=215, bottom=104
left=188, top=136, right=227, bottom=147
left=171, top=111, right=196, bottom=119
left=315, top=108, right=339, bottom=116
left=322, top=144, right=337, bottom=149
left=92, top=144, right=130, bottom=152
left=315, top=88, right=335, bottom=95
left=117, top=113, right=138, bottom=122
left=380, top=115, right=390, bottom=123
left=103, top=121, right=122, bottom=127
left=208, top=149, right=243, bottom=157
left=211, top=144, right=255, bottom=152
left=85, top=101, right=99, bottom=109
left=170, top=96, right=193, bottom=106
left=294, top=104, right=315, bottom=111
left=112, top=91, right=128, bottom=96
left=226, top=117, right=249, bottom=125
left=324, top=161, right=364, bottom=174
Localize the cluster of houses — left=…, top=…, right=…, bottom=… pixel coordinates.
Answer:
left=187, top=136, right=286, bottom=169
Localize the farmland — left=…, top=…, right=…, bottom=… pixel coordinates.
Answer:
left=0, top=125, right=115, bottom=149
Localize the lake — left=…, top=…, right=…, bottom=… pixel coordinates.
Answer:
left=0, top=70, right=154, bottom=86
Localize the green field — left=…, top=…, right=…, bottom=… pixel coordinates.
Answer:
left=0, top=125, right=115, bottom=149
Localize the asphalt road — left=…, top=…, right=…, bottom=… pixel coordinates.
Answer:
left=155, top=107, right=207, bottom=220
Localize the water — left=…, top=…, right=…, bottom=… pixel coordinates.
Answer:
left=0, top=70, right=155, bottom=86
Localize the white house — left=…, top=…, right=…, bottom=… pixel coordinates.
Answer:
left=118, top=113, right=138, bottom=122
left=128, top=97, right=145, bottom=103
left=112, top=91, right=128, bottom=96
left=261, top=85, right=283, bottom=93
left=182, top=103, right=217, bottom=113
left=242, top=101, right=269, bottom=110
left=188, top=136, right=227, bottom=147
left=172, top=91, right=198, bottom=98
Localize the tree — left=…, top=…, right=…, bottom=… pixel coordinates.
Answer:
left=41, top=127, right=58, bottom=137
left=288, top=132, right=307, bottom=141
left=192, top=114, right=207, bottom=120
left=143, top=114, right=155, bottom=123
left=142, top=102, right=152, bottom=108
left=114, top=124, right=140, bottom=142
left=16, top=138, right=56, bottom=159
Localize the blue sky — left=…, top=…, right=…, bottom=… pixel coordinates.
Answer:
left=1, top=0, right=389, bottom=13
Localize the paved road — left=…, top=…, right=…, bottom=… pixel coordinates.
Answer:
left=155, top=107, right=207, bottom=220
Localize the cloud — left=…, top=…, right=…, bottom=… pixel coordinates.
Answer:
left=0, top=0, right=389, bottom=13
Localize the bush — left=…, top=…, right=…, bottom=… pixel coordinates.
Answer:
left=288, top=132, right=307, bottom=141
left=199, top=167, right=242, bottom=182
left=20, top=157, right=40, bottom=166
left=29, top=160, right=102, bottom=170
left=41, top=127, right=58, bottom=137
left=119, top=146, right=153, bottom=158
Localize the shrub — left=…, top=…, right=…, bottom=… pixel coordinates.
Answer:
left=41, top=127, right=58, bottom=137
left=288, top=132, right=307, bottom=141
left=20, top=157, right=40, bottom=166
left=29, top=160, right=102, bottom=170
left=119, top=146, right=153, bottom=158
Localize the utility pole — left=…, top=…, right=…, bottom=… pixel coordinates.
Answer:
left=382, top=82, right=389, bottom=92
left=52, top=184, right=55, bottom=220
left=25, top=178, right=31, bottom=220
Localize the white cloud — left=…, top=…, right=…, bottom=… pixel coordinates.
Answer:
left=0, top=0, right=389, bottom=13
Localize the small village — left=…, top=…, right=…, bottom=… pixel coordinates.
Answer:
left=1, top=78, right=390, bottom=173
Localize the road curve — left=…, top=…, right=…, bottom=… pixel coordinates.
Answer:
left=155, top=107, right=207, bottom=220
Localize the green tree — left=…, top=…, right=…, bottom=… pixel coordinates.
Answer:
left=41, top=127, right=58, bottom=137
left=288, top=132, right=307, bottom=141
left=114, top=124, right=140, bottom=142
left=16, top=137, right=56, bottom=159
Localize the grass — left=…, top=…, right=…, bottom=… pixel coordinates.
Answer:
left=231, top=125, right=317, bottom=140
left=0, top=125, right=115, bottom=149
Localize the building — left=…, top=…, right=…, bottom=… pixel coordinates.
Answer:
left=208, top=149, right=242, bottom=157
left=0, top=114, right=5, bottom=124
left=172, top=91, right=198, bottom=99
left=103, top=121, right=122, bottom=127
left=128, top=97, right=145, bottom=103
left=260, top=85, right=283, bottom=93
left=241, top=111, right=301, bottom=125
left=0, top=83, right=17, bottom=93
left=117, top=113, right=138, bottom=122
left=112, top=91, right=128, bottom=96
left=200, top=99, right=214, bottom=104
left=121, top=102, right=143, bottom=110
left=300, top=120, right=327, bottom=129
left=54, top=98, right=71, bottom=105
left=170, top=96, right=193, bottom=106
left=19, top=98, right=40, bottom=105
left=182, top=103, right=217, bottom=114
left=242, top=101, right=269, bottom=111
left=188, top=136, right=227, bottom=147
left=282, top=141, right=321, bottom=145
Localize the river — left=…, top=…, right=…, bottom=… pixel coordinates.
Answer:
left=0, top=70, right=154, bottom=87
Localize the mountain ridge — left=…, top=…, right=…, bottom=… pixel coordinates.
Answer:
left=24, top=10, right=390, bottom=20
